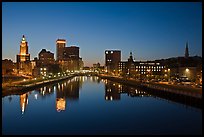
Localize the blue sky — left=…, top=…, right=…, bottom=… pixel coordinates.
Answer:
left=2, top=2, right=202, bottom=67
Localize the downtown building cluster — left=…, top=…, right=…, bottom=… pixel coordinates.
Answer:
left=2, top=35, right=202, bottom=85
left=2, top=35, right=84, bottom=78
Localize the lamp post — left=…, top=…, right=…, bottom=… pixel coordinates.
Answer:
left=168, top=68, right=170, bottom=82
left=185, top=68, right=190, bottom=80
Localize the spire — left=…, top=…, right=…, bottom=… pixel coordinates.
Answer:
left=128, top=51, right=134, bottom=62
left=22, top=35, right=26, bottom=41
left=185, top=41, right=189, bottom=58
left=130, top=51, right=132, bottom=57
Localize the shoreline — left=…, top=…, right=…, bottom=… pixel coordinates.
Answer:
left=2, top=75, right=75, bottom=97
left=2, top=74, right=202, bottom=109
left=97, top=75, right=202, bottom=99
left=97, top=74, right=202, bottom=109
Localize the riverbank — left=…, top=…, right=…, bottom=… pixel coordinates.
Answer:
left=2, top=74, right=75, bottom=97
left=97, top=75, right=202, bottom=99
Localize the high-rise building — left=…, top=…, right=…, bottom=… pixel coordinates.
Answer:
left=56, top=39, right=82, bottom=71
left=16, top=35, right=32, bottom=75
left=64, top=46, right=79, bottom=59
left=63, top=46, right=80, bottom=70
left=16, top=35, right=30, bottom=62
left=105, top=50, right=121, bottom=73
left=56, top=39, right=66, bottom=61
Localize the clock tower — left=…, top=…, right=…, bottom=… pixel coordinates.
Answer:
left=16, top=35, right=31, bottom=75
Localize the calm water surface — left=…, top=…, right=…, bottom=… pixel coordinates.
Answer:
left=2, top=76, right=202, bottom=135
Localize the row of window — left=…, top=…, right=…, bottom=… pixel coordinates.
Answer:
left=119, top=68, right=162, bottom=72
left=119, top=65, right=164, bottom=69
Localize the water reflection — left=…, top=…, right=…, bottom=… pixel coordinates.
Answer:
left=8, top=96, right=12, bottom=103
left=36, top=85, right=55, bottom=97
left=55, top=77, right=83, bottom=112
left=56, top=98, right=66, bottom=112
left=20, top=93, right=28, bottom=114
left=3, top=76, right=202, bottom=135
left=104, top=80, right=150, bottom=101
left=17, top=76, right=201, bottom=114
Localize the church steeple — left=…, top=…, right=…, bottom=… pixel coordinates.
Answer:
left=128, top=51, right=134, bottom=62
left=185, top=42, right=189, bottom=58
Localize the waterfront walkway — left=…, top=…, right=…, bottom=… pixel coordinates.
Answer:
left=97, top=74, right=202, bottom=99
left=2, top=74, right=75, bottom=97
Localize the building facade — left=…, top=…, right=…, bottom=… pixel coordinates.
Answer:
left=2, top=59, right=15, bottom=76
left=56, top=39, right=82, bottom=72
left=119, top=52, right=166, bottom=79
left=105, top=50, right=121, bottom=73
left=56, top=39, right=66, bottom=61
left=16, top=35, right=32, bottom=76
left=38, top=49, right=55, bottom=66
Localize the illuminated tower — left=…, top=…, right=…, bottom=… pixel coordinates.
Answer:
left=185, top=42, right=189, bottom=58
left=56, top=39, right=66, bottom=61
left=17, top=35, right=30, bottom=62
left=16, top=35, right=31, bottom=75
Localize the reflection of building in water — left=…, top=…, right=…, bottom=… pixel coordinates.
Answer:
left=90, top=76, right=100, bottom=83
left=104, top=80, right=150, bottom=100
left=55, top=77, right=82, bottom=112
left=122, top=86, right=150, bottom=97
left=56, top=82, right=66, bottom=112
left=105, top=81, right=120, bottom=101
left=35, top=85, right=55, bottom=97
left=56, top=98, right=66, bottom=112
left=64, top=77, right=80, bottom=100
left=20, top=93, right=28, bottom=114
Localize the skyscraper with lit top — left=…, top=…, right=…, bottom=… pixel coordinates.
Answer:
left=17, top=35, right=30, bottom=62
left=16, top=35, right=32, bottom=75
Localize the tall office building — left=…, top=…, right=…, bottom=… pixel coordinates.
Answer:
left=16, top=35, right=32, bottom=75
left=105, top=50, right=121, bottom=73
left=64, top=46, right=79, bottom=59
left=56, top=38, right=82, bottom=71
left=56, top=39, right=66, bottom=61
left=16, top=35, right=30, bottom=62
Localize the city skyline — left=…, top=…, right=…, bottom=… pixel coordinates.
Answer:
left=2, top=2, right=202, bottom=67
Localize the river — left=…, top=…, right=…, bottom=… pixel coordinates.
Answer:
left=2, top=76, right=202, bottom=135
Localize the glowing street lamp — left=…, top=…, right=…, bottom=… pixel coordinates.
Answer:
left=186, top=68, right=189, bottom=72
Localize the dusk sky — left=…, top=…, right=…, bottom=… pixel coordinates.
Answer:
left=2, top=2, right=202, bottom=67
